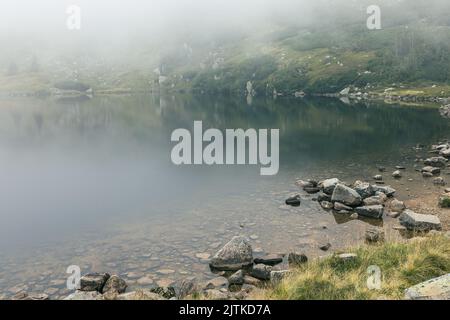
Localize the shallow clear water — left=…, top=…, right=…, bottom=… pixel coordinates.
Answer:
left=0, top=94, right=449, bottom=298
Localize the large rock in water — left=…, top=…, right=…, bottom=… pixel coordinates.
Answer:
left=355, top=205, right=384, bottom=219
left=405, top=274, right=450, bottom=300
left=399, top=210, right=441, bottom=231
left=209, top=236, right=253, bottom=271
left=80, top=273, right=110, bottom=292
left=331, top=184, right=362, bottom=207
left=319, top=178, right=340, bottom=195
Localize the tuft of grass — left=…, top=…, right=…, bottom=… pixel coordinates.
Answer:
left=438, top=196, right=450, bottom=208
left=255, top=235, right=450, bottom=300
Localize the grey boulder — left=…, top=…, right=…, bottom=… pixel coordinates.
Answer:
left=354, top=181, right=374, bottom=199
left=405, top=274, right=450, bottom=300
left=319, top=178, right=340, bottom=195
left=399, top=210, right=441, bottom=231
left=80, top=273, right=110, bottom=293
left=371, top=185, right=396, bottom=197
left=102, top=275, right=127, bottom=294
left=251, top=264, right=272, bottom=280
left=331, top=184, right=362, bottom=207
left=209, top=236, right=253, bottom=271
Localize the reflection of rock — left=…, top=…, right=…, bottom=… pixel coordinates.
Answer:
left=433, top=177, right=446, bottom=186
left=254, top=254, right=283, bottom=266
left=356, top=205, right=384, bottom=219
left=405, top=274, right=450, bottom=300
left=334, top=202, right=353, bottom=212
left=294, top=91, right=305, bottom=98
left=54, top=80, right=91, bottom=93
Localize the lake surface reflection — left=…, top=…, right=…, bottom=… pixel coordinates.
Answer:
left=0, top=94, right=449, bottom=298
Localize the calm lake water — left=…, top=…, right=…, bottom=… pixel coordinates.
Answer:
left=0, top=94, right=449, bottom=298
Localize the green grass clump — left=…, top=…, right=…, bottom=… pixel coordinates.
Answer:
left=256, top=235, right=450, bottom=300
left=438, top=196, right=450, bottom=208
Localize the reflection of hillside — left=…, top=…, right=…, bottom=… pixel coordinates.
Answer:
left=0, top=95, right=449, bottom=160
left=160, top=95, right=450, bottom=157
left=0, top=96, right=165, bottom=144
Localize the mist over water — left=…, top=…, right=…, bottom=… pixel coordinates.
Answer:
left=0, top=0, right=450, bottom=300
left=0, top=95, right=449, bottom=254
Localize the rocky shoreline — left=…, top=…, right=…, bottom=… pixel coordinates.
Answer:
left=3, top=140, right=450, bottom=301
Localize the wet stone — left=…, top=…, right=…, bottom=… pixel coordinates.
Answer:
left=250, top=264, right=272, bottom=280
left=80, top=273, right=110, bottom=293
left=285, top=195, right=301, bottom=206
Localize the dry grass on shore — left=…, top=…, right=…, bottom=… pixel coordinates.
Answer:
left=252, top=234, right=450, bottom=300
